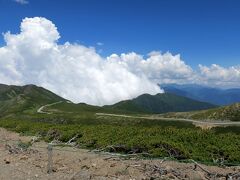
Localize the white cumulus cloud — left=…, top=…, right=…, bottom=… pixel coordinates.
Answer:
left=107, top=51, right=194, bottom=84
left=198, top=64, right=240, bottom=87
left=0, top=17, right=239, bottom=105
left=0, top=17, right=162, bottom=105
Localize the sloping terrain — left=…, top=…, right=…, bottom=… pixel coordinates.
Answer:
left=105, top=93, right=217, bottom=114
left=0, top=84, right=65, bottom=116
left=191, top=103, right=240, bottom=121
left=161, top=84, right=240, bottom=105
left=161, top=103, right=240, bottom=121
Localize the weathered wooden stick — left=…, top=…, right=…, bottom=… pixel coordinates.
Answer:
left=191, top=159, right=213, bottom=175
left=66, top=134, right=79, bottom=144
left=47, top=144, right=53, bottom=174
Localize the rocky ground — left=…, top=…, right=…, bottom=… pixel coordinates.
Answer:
left=0, top=128, right=239, bottom=180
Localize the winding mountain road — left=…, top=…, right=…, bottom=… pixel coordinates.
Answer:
left=37, top=101, right=63, bottom=114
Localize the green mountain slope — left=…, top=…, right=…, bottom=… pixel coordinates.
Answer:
left=105, top=93, right=217, bottom=114
left=0, top=84, right=65, bottom=115
left=190, top=103, right=240, bottom=121
left=160, top=103, right=240, bottom=121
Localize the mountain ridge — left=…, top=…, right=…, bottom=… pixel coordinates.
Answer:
left=105, top=92, right=217, bottom=114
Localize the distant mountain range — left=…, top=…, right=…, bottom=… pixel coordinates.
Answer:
left=161, top=84, right=240, bottom=105
left=0, top=84, right=216, bottom=116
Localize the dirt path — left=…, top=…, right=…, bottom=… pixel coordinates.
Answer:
left=96, top=113, right=240, bottom=127
left=37, top=101, right=63, bottom=114
left=0, top=128, right=239, bottom=180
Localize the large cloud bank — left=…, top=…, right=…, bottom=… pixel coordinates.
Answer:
left=0, top=17, right=240, bottom=105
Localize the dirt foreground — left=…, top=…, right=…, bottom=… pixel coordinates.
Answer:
left=0, top=128, right=239, bottom=180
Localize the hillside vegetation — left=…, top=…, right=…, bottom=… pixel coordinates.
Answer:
left=190, top=103, right=240, bottom=121
left=161, top=103, right=240, bottom=121
left=0, top=118, right=240, bottom=165
left=0, top=84, right=64, bottom=116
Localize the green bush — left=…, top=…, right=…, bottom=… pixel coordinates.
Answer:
left=0, top=118, right=240, bottom=164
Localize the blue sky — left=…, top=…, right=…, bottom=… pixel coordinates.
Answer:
left=0, top=0, right=240, bottom=104
left=0, top=0, right=240, bottom=69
